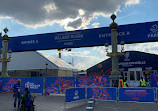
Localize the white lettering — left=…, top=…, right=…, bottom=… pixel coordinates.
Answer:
left=64, top=42, right=73, bottom=45
left=21, top=40, right=39, bottom=45
left=148, top=33, right=158, bottom=38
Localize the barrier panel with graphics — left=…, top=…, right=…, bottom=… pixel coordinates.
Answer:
left=76, top=76, right=110, bottom=88
left=150, top=74, right=158, bottom=87
left=0, top=78, right=2, bottom=91
left=1, top=77, right=43, bottom=93
left=23, top=77, right=43, bottom=93
left=65, top=88, right=86, bottom=102
left=155, top=89, right=158, bottom=102
left=1, top=77, right=23, bottom=92
left=87, top=87, right=117, bottom=101
left=119, top=88, right=155, bottom=102
left=45, top=77, right=75, bottom=94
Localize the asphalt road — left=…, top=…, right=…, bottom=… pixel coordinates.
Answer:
left=0, top=93, right=158, bottom=111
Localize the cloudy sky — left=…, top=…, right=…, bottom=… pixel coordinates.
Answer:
left=0, top=0, right=158, bottom=70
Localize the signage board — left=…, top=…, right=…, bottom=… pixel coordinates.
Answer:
left=22, top=77, right=43, bottom=93
left=0, top=21, right=158, bottom=52
left=119, top=88, right=155, bottom=102
left=65, top=88, right=86, bottom=102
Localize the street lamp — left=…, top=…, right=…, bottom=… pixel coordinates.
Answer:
left=45, top=63, right=48, bottom=77
left=0, top=28, right=12, bottom=77
left=120, top=40, right=125, bottom=52
left=105, top=14, right=124, bottom=87
left=104, top=42, right=109, bottom=53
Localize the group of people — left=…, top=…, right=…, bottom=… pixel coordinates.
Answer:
left=12, top=79, right=33, bottom=110
left=119, top=77, right=147, bottom=88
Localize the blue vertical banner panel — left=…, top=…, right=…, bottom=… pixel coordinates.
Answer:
left=65, top=88, right=86, bottom=102
left=2, top=77, right=23, bottom=92
left=22, top=77, right=43, bottom=93
left=150, top=74, right=158, bottom=87
left=76, top=76, right=110, bottom=88
left=87, top=88, right=117, bottom=101
left=0, top=77, right=2, bottom=91
left=119, top=88, right=155, bottom=102
left=45, top=77, right=75, bottom=94
left=157, top=89, right=158, bottom=102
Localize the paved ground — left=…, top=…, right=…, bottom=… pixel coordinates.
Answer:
left=0, top=93, right=158, bottom=111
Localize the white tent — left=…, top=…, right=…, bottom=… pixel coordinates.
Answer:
left=0, top=51, right=77, bottom=77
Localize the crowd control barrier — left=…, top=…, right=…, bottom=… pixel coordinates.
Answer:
left=1, top=77, right=43, bottom=93
left=0, top=78, right=2, bottom=92
left=23, top=77, right=43, bottom=93
left=87, top=87, right=117, bottom=101
left=150, top=74, right=158, bottom=87
left=76, top=76, right=110, bottom=88
left=1, top=76, right=158, bottom=103
left=2, top=77, right=23, bottom=92
left=65, top=88, right=86, bottom=102
left=119, top=88, right=155, bottom=102
left=45, top=77, right=75, bottom=94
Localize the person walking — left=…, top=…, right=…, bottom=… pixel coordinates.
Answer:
left=12, top=79, right=22, bottom=110
left=140, top=77, right=146, bottom=87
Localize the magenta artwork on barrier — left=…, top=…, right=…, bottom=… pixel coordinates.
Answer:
left=154, top=75, right=158, bottom=86
left=45, top=77, right=75, bottom=94
left=77, top=76, right=109, bottom=88
left=2, top=78, right=17, bottom=92
left=92, top=88, right=112, bottom=100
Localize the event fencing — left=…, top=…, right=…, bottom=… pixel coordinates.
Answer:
left=0, top=76, right=110, bottom=94
left=1, top=76, right=158, bottom=103
left=65, top=87, right=157, bottom=103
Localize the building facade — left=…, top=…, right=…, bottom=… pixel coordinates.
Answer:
left=87, top=51, right=158, bottom=87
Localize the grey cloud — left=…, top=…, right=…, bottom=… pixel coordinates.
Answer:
left=67, top=18, right=82, bottom=28
left=0, top=0, right=141, bottom=28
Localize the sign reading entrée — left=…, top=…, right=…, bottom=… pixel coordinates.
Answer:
left=119, top=88, right=155, bottom=102
left=1, top=21, right=158, bottom=52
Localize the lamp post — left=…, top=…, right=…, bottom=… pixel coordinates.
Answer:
left=45, top=63, right=48, bottom=77
left=0, top=28, right=12, bottom=77
left=105, top=14, right=124, bottom=87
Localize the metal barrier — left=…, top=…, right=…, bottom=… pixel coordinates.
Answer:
left=65, top=87, right=86, bottom=103
left=87, top=87, right=117, bottom=101
left=118, top=87, right=155, bottom=102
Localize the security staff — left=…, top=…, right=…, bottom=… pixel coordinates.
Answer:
left=140, top=77, right=146, bottom=87
left=123, top=81, right=127, bottom=88
left=119, top=77, right=123, bottom=87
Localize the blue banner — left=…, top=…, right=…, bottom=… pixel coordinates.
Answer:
left=87, top=88, right=117, bottom=101
left=65, top=88, right=85, bottom=102
left=119, top=88, right=155, bottom=102
left=22, top=77, right=43, bottom=93
left=0, top=78, right=2, bottom=91
left=157, top=89, right=158, bottom=102
left=1, top=21, right=158, bottom=52
left=150, top=74, right=158, bottom=87
left=76, top=76, right=110, bottom=88
left=1, top=77, right=23, bottom=92
left=45, top=77, right=75, bottom=94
